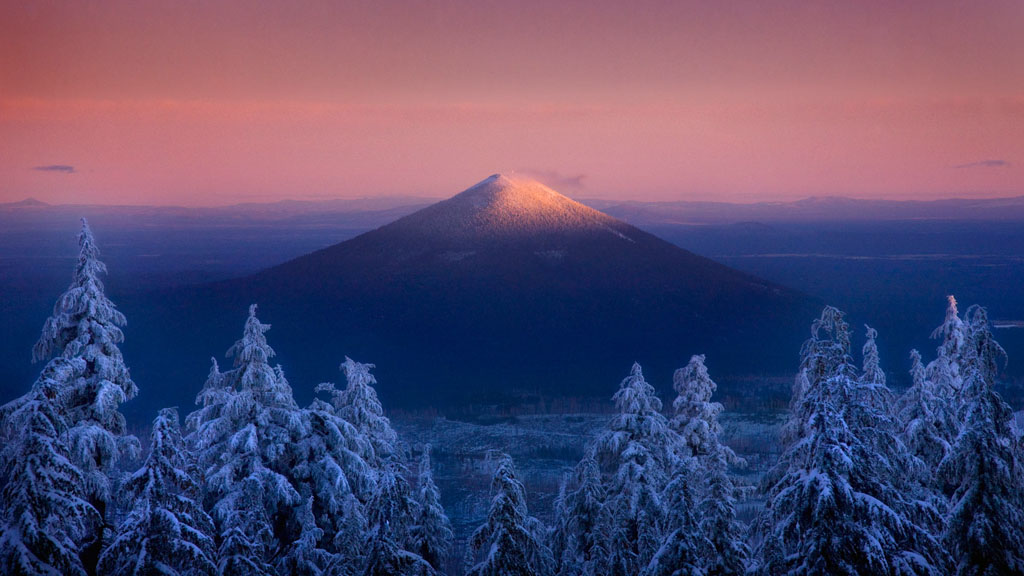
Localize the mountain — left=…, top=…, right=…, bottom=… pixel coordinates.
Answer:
left=123, top=175, right=818, bottom=410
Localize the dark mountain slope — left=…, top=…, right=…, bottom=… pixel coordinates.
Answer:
left=124, top=175, right=819, bottom=410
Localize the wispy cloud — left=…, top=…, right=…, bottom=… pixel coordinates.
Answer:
left=33, top=164, right=76, bottom=174
left=520, top=169, right=586, bottom=190
left=954, top=159, right=1010, bottom=169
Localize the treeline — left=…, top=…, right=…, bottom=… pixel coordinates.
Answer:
left=2, top=221, right=1024, bottom=576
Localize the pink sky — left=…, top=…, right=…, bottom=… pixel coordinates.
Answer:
left=1, top=0, right=1022, bottom=205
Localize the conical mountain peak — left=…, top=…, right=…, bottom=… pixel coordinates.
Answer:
left=143, top=173, right=817, bottom=409
left=389, top=173, right=625, bottom=239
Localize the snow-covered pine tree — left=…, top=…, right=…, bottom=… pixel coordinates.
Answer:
left=550, top=475, right=570, bottom=575
left=800, top=306, right=855, bottom=386
left=187, top=358, right=229, bottom=480
left=316, top=358, right=399, bottom=470
left=644, top=458, right=705, bottom=576
left=757, top=377, right=883, bottom=575
left=363, top=466, right=435, bottom=576
left=185, top=305, right=309, bottom=575
left=861, top=325, right=884, bottom=385
left=669, top=354, right=748, bottom=576
left=215, top=477, right=275, bottom=576
left=939, top=305, right=1024, bottom=576
left=556, top=455, right=610, bottom=576
left=362, top=529, right=435, bottom=576
left=671, top=354, right=730, bottom=460
left=365, top=463, right=419, bottom=558
left=276, top=501, right=331, bottom=576
left=0, top=358, right=99, bottom=576
left=592, top=363, right=676, bottom=576
left=927, top=295, right=967, bottom=397
left=98, top=408, right=217, bottom=576
left=466, top=454, right=553, bottom=576
left=409, top=446, right=453, bottom=573
left=293, top=388, right=375, bottom=563
left=755, top=307, right=946, bottom=576
left=698, top=450, right=749, bottom=576
left=31, top=219, right=140, bottom=569
left=897, top=350, right=955, bottom=475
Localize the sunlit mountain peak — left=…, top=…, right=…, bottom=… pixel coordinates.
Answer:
left=394, top=173, right=625, bottom=239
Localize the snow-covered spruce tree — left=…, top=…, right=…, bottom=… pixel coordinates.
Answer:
left=550, top=476, right=570, bottom=575
left=592, top=363, right=677, bottom=576
left=365, top=463, right=419, bottom=557
left=698, top=450, right=749, bottom=576
left=316, top=357, right=399, bottom=470
left=860, top=325, right=884, bottom=387
left=31, top=219, right=140, bottom=569
left=363, top=529, right=435, bottom=576
left=926, top=295, right=967, bottom=397
left=556, top=455, right=610, bottom=576
left=98, top=408, right=217, bottom=576
left=643, top=457, right=706, bottom=576
left=294, top=387, right=375, bottom=563
left=670, top=354, right=748, bottom=576
left=0, top=358, right=99, bottom=576
left=800, top=306, right=855, bottom=387
left=216, top=477, right=275, bottom=576
left=755, top=307, right=945, bottom=576
left=671, top=354, right=731, bottom=460
left=466, top=454, right=553, bottom=576
left=938, top=305, right=1024, bottom=576
left=897, top=350, right=956, bottom=475
left=409, top=446, right=453, bottom=573
left=772, top=306, right=856, bottom=459
left=277, top=501, right=331, bottom=576
left=363, top=466, right=435, bottom=576
left=185, top=305, right=309, bottom=575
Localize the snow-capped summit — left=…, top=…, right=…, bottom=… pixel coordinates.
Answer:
left=391, top=173, right=632, bottom=241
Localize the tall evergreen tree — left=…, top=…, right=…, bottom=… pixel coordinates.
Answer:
left=294, top=388, right=375, bottom=562
left=927, top=295, right=968, bottom=399
left=409, top=447, right=453, bottom=573
left=98, top=408, right=217, bottom=576
left=466, top=454, right=553, bottom=576
left=671, top=355, right=730, bottom=460
left=756, top=307, right=946, bottom=576
left=698, top=451, right=748, bottom=576
left=939, top=305, right=1024, bottom=576
left=31, top=219, right=140, bottom=571
left=363, top=467, right=435, bottom=576
left=277, top=501, right=331, bottom=576
left=593, top=363, right=676, bottom=576
left=185, top=305, right=307, bottom=575
left=643, top=458, right=705, bottom=576
left=317, top=358, right=398, bottom=469
left=897, top=350, right=955, bottom=475
left=860, top=325, right=887, bottom=392
left=0, top=358, right=99, bottom=576
left=365, top=464, right=419, bottom=557
left=666, top=354, right=746, bottom=575
left=556, top=455, right=610, bottom=576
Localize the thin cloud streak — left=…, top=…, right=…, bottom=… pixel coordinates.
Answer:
left=954, top=160, right=1010, bottom=169
left=33, top=164, right=75, bottom=174
left=519, top=169, right=587, bottom=190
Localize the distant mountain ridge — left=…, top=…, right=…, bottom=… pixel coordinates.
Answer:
left=593, top=194, right=1024, bottom=225
left=7, top=191, right=1024, bottom=228
left=124, top=175, right=819, bottom=409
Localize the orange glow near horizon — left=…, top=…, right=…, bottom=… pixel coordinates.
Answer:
left=1, top=1, right=1022, bottom=205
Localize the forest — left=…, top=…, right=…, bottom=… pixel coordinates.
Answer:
left=2, top=221, right=1023, bottom=576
